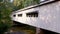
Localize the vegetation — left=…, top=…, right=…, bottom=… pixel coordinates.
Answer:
left=0, top=0, right=13, bottom=34
left=13, top=0, right=40, bottom=10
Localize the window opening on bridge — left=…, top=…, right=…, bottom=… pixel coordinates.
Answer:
left=26, top=11, right=38, bottom=17
left=18, top=14, right=22, bottom=17
left=13, top=14, right=16, bottom=17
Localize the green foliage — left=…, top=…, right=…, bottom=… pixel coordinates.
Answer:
left=0, top=0, right=13, bottom=34
left=23, top=0, right=40, bottom=7
left=13, top=0, right=40, bottom=10
left=0, top=0, right=3, bottom=2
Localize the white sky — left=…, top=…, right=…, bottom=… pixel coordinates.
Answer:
left=10, top=0, right=13, bottom=2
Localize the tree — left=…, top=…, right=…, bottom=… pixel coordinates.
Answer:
left=13, top=0, right=40, bottom=10
left=0, top=0, right=13, bottom=34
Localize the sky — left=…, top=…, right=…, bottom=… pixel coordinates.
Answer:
left=10, top=0, right=13, bottom=2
